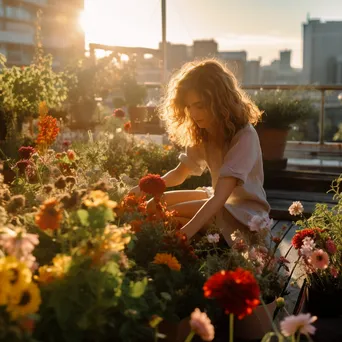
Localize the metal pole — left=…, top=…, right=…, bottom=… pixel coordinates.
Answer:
left=319, top=90, right=325, bottom=145
left=161, top=0, right=167, bottom=84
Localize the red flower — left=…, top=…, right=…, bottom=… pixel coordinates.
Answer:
left=139, top=174, right=166, bottom=197
left=18, top=146, right=35, bottom=159
left=113, top=108, right=125, bottom=118
left=62, top=140, right=71, bottom=149
left=123, top=121, right=132, bottom=133
left=292, top=228, right=323, bottom=249
left=203, top=268, right=260, bottom=319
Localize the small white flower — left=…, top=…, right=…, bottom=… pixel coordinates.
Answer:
left=280, top=313, right=317, bottom=337
left=248, top=214, right=273, bottom=232
left=116, top=128, right=122, bottom=133
left=288, top=201, right=304, bottom=216
left=207, top=233, right=220, bottom=244
left=300, top=237, right=315, bottom=257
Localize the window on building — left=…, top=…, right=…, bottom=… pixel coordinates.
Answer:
left=6, top=6, right=33, bottom=21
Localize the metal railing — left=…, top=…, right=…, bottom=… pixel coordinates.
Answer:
left=242, top=84, right=342, bottom=145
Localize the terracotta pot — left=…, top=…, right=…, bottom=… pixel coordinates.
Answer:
left=256, top=126, right=289, bottom=161
left=159, top=318, right=190, bottom=342
left=234, top=300, right=276, bottom=340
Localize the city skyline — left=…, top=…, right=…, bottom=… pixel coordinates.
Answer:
left=81, top=0, right=342, bottom=68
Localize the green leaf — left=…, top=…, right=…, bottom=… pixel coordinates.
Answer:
left=129, top=277, right=148, bottom=298
left=160, top=292, right=172, bottom=301
left=77, top=209, right=89, bottom=226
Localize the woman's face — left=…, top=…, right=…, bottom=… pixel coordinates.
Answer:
left=184, top=90, right=215, bottom=130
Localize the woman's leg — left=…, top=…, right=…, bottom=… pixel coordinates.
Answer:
left=147, top=190, right=208, bottom=213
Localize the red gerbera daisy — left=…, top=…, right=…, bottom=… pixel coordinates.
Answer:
left=292, top=228, right=323, bottom=249
left=139, top=174, right=166, bottom=198
left=203, top=268, right=260, bottom=319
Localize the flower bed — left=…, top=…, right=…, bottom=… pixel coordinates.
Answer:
left=0, top=103, right=324, bottom=342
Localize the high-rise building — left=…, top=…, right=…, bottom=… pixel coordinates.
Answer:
left=219, top=51, right=247, bottom=84
left=159, top=42, right=189, bottom=72
left=279, top=50, right=291, bottom=71
left=244, top=59, right=261, bottom=85
left=193, top=39, right=218, bottom=59
left=0, top=0, right=85, bottom=67
left=303, top=19, right=342, bottom=84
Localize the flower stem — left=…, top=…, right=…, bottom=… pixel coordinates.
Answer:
left=184, top=330, right=195, bottom=342
left=229, top=313, right=234, bottom=342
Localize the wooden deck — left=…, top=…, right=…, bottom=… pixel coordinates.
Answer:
left=270, top=219, right=302, bottom=317
left=267, top=189, right=336, bottom=220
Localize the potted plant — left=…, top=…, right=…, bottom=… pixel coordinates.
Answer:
left=291, top=177, right=342, bottom=317
left=253, top=90, right=317, bottom=168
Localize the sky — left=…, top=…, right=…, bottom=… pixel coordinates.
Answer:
left=81, top=0, right=342, bottom=68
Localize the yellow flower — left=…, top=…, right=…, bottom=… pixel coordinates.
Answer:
left=0, top=269, right=12, bottom=305
left=7, top=282, right=41, bottom=320
left=83, top=191, right=117, bottom=209
left=102, top=226, right=131, bottom=252
left=52, top=254, right=71, bottom=275
left=0, top=257, right=32, bottom=293
left=153, top=253, right=181, bottom=271
left=35, top=254, right=71, bottom=284
left=35, top=265, right=55, bottom=284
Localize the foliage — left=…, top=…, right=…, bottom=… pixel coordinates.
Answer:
left=253, top=90, right=318, bottom=130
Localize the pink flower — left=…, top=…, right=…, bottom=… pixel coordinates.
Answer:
left=207, top=234, right=220, bottom=243
left=330, top=267, right=339, bottom=278
left=0, top=227, right=39, bottom=259
left=288, top=201, right=304, bottom=216
left=189, top=308, right=215, bottom=341
left=248, top=214, right=273, bottom=232
left=309, top=249, right=329, bottom=270
left=280, top=313, right=317, bottom=337
left=325, top=239, right=337, bottom=254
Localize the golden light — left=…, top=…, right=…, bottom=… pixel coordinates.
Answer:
left=78, top=10, right=86, bottom=32
left=120, top=54, right=129, bottom=62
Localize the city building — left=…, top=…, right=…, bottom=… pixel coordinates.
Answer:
left=159, top=42, right=189, bottom=72
left=244, top=59, right=261, bottom=84
left=0, top=0, right=85, bottom=67
left=219, top=51, right=247, bottom=84
left=193, top=39, right=218, bottom=59
left=261, top=50, right=302, bottom=84
left=303, top=18, right=342, bottom=84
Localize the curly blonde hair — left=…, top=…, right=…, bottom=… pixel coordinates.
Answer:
left=159, top=59, right=262, bottom=147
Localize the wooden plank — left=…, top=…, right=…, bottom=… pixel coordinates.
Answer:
left=269, top=198, right=334, bottom=220
left=266, top=189, right=336, bottom=204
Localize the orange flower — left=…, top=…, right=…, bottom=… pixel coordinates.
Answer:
left=35, top=198, right=63, bottom=231
left=153, top=253, right=181, bottom=271
left=36, top=115, right=60, bottom=150
left=67, top=149, right=76, bottom=161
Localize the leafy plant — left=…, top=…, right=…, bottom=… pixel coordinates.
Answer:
left=253, top=90, right=318, bottom=130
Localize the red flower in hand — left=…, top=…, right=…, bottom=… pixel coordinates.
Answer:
left=139, top=174, right=166, bottom=198
left=203, top=268, right=260, bottom=319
